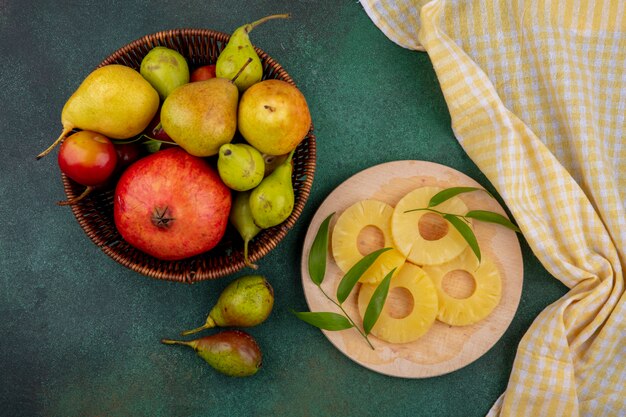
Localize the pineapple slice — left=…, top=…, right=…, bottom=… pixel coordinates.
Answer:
left=359, top=248, right=406, bottom=284
left=358, top=262, right=438, bottom=344
left=391, top=186, right=470, bottom=266
left=332, top=200, right=406, bottom=284
left=423, top=248, right=502, bottom=326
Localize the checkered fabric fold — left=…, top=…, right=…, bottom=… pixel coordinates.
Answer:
left=360, top=0, right=626, bottom=415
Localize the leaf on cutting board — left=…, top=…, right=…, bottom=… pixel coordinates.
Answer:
left=444, top=214, right=481, bottom=263
left=362, top=268, right=395, bottom=335
left=336, top=247, right=392, bottom=304
left=308, top=213, right=335, bottom=286
left=428, top=187, right=493, bottom=207
left=465, top=210, right=521, bottom=232
left=291, top=310, right=354, bottom=331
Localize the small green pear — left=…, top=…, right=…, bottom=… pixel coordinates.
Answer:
left=161, top=330, right=262, bottom=377
left=140, top=46, right=189, bottom=99
left=230, top=191, right=263, bottom=268
left=37, top=65, right=159, bottom=159
left=181, top=275, right=274, bottom=335
left=218, top=143, right=265, bottom=191
left=216, top=13, right=290, bottom=92
left=249, top=150, right=294, bottom=229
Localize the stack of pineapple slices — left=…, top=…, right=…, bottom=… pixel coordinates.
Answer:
left=331, top=187, right=502, bottom=344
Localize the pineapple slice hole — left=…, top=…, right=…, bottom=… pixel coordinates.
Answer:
left=423, top=249, right=502, bottom=326
left=441, top=270, right=476, bottom=299
left=357, top=225, right=385, bottom=256
left=418, top=212, right=449, bottom=241
left=386, top=287, right=414, bottom=319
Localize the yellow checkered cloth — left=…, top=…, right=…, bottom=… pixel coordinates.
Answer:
left=361, top=0, right=625, bottom=415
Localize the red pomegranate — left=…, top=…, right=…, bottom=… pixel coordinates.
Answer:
left=114, top=147, right=231, bottom=260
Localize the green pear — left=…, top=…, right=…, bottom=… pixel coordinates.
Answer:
left=37, top=65, right=159, bottom=159
left=140, top=46, right=189, bottom=99
left=230, top=191, right=263, bottom=268
left=217, top=143, right=265, bottom=191
left=216, top=13, right=290, bottom=92
left=249, top=150, right=295, bottom=229
left=181, top=275, right=274, bottom=335
left=160, top=78, right=238, bottom=157
left=161, top=330, right=262, bottom=377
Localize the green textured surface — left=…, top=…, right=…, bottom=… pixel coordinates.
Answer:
left=0, top=1, right=568, bottom=416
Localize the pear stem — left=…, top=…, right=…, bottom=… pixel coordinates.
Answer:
left=246, top=13, right=291, bottom=32
left=37, top=126, right=72, bottom=160
left=244, top=239, right=259, bottom=270
left=57, top=186, right=94, bottom=206
left=286, top=149, right=296, bottom=164
left=161, top=339, right=192, bottom=347
left=180, top=316, right=216, bottom=336
left=230, top=57, right=254, bottom=84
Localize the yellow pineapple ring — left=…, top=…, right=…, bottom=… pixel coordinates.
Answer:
left=358, top=263, right=438, bottom=344
left=423, top=249, right=502, bottom=326
left=392, top=186, right=470, bottom=266
left=332, top=200, right=406, bottom=284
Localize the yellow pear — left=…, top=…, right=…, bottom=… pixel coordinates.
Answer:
left=238, top=79, right=311, bottom=156
left=160, top=78, right=239, bottom=157
left=37, top=65, right=159, bottom=159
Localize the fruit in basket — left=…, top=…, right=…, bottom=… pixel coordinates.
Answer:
left=160, top=78, right=238, bottom=157
left=230, top=191, right=263, bottom=269
left=249, top=150, right=295, bottom=228
left=140, top=46, right=190, bottom=99
left=181, top=275, right=274, bottom=335
left=57, top=130, right=118, bottom=205
left=216, top=13, right=290, bottom=92
left=190, top=65, right=216, bottom=82
left=37, top=64, right=159, bottom=159
left=261, top=153, right=289, bottom=176
left=114, top=142, right=143, bottom=172
left=113, top=147, right=231, bottom=260
left=217, top=143, right=265, bottom=191
left=238, top=79, right=311, bottom=155
left=145, top=112, right=173, bottom=142
left=161, top=330, right=262, bottom=377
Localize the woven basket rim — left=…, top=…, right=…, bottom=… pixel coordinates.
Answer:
left=62, top=28, right=316, bottom=283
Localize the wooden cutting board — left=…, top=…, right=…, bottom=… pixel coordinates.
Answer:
left=300, top=161, right=524, bottom=378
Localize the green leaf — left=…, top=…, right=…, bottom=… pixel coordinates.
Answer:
left=336, top=247, right=392, bottom=304
left=362, top=268, right=395, bottom=335
left=308, top=213, right=334, bottom=286
left=444, top=214, right=481, bottom=262
left=143, top=139, right=162, bottom=153
left=465, top=210, right=521, bottom=232
left=428, top=187, right=492, bottom=207
left=290, top=310, right=353, bottom=331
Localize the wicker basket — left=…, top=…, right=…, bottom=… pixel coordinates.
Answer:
left=62, top=29, right=316, bottom=283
